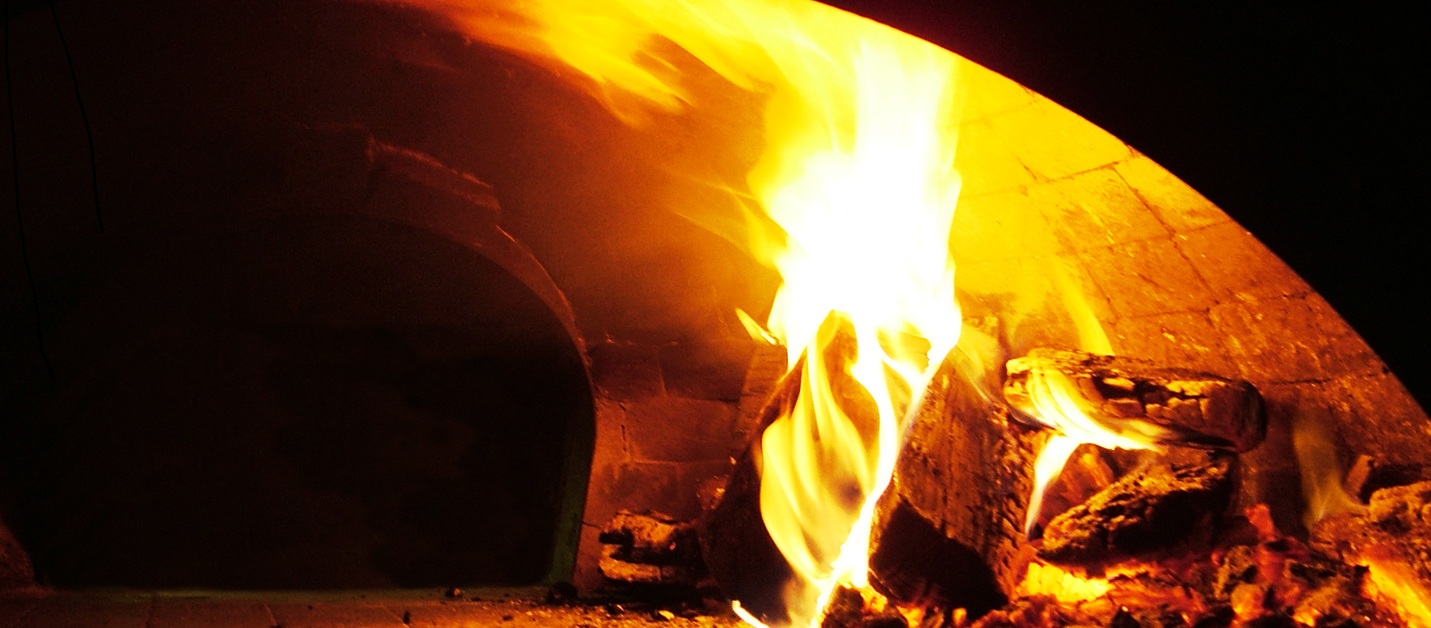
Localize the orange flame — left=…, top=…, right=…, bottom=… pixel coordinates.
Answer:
left=395, top=1, right=965, bottom=624
left=384, top=0, right=1167, bottom=623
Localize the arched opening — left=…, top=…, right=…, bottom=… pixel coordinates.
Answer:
left=0, top=213, right=593, bottom=588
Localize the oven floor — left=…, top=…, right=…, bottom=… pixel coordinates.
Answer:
left=0, top=588, right=743, bottom=627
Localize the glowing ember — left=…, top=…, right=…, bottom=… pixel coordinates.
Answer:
left=1019, top=561, right=1112, bottom=605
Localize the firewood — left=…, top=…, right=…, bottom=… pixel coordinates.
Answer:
left=868, top=349, right=1046, bottom=619
left=597, top=511, right=704, bottom=586
left=1037, top=449, right=1237, bottom=566
left=1003, top=349, right=1266, bottom=452
left=697, top=429, right=794, bottom=622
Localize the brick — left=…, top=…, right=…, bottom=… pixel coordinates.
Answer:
left=1080, top=238, right=1215, bottom=320
left=624, top=397, right=740, bottom=462
left=591, top=461, right=686, bottom=518
left=954, top=119, right=1036, bottom=196
left=1110, top=310, right=1238, bottom=376
left=677, top=459, right=740, bottom=516
left=1209, top=294, right=1381, bottom=384
left=660, top=339, right=757, bottom=402
left=1331, top=371, right=1431, bottom=466
left=950, top=189, right=1062, bottom=263
left=1115, top=154, right=1230, bottom=232
left=589, top=398, right=630, bottom=472
left=958, top=59, right=1037, bottom=123
left=1236, top=383, right=1312, bottom=536
left=1029, top=168, right=1170, bottom=250
left=957, top=254, right=1116, bottom=358
left=982, top=98, right=1132, bottom=181
left=1176, top=222, right=1309, bottom=302
left=587, top=341, right=663, bottom=400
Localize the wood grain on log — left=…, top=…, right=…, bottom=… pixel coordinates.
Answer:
left=1004, top=349, right=1266, bottom=452
left=870, top=349, right=1046, bottom=619
left=1037, top=449, right=1237, bottom=566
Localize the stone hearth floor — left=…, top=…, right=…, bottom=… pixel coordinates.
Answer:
left=0, top=587, right=745, bottom=627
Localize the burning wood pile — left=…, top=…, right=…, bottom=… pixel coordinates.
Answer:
left=598, top=346, right=1429, bottom=627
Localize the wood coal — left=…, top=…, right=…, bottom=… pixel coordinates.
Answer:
left=598, top=511, right=705, bottom=587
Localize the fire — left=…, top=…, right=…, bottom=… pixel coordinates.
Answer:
left=1020, top=561, right=1112, bottom=604
left=1015, top=277, right=1164, bottom=534
left=383, top=0, right=1155, bottom=624
left=392, top=0, right=963, bottom=625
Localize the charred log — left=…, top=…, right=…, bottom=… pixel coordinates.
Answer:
left=818, top=586, right=906, bottom=628
left=598, top=511, right=704, bottom=586
left=869, top=349, right=1041, bottom=619
left=1003, top=349, right=1266, bottom=452
left=1038, top=450, right=1237, bottom=566
left=698, top=429, right=795, bottom=624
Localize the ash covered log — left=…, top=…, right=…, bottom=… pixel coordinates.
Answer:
left=598, top=511, right=704, bottom=586
left=868, top=349, right=1044, bottom=619
left=1004, top=349, right=1266, bottom=452
left=1037, top=449, right=1237, bottom=566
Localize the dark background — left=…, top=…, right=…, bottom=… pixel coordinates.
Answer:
left=828, top=1, right=1431, bottom=406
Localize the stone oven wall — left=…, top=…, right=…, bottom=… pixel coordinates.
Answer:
left=941, top=63, right=1431, bottom=536
left=2, top=0, right=1427, bottom=595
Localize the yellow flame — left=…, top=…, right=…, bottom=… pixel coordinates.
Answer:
left=1290, top=409, right=1365, bottom=529
left=1018, top=367, right=1166, bottom=532
left=395, top=1, right=965, bottom=624
left=1020, top=561, right=1113, bottom=604
left=736, top=308, right=779, bottom=345
left=746, top=20, right=962, bottom=625
left=1363, top=552, right=1431, bottom=628
left=1025, top=434, right=1080, bottom=535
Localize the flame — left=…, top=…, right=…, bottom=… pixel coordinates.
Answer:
left=1289, top=409, right=1364, bottom=528
left=1017, top=365, right=1166, bottom=532
left=1019, top=561, right=1113, bottom=604
left=744, top=21, right=962, bottom=625
left=393, top=1, right=964, bottom=624
left=1362, top=550, right=1431, bottom=628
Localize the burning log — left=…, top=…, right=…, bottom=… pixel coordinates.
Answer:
left=1312, top=480, right=1431, bottom=626
left=697, top=315, right=848, bottom=625
left=1003, top=349, right=1266, bottom=453
left=1037, top=449, right=1237, bottom=566
left=598, top=511, right=705, bottom=587
left=867, top=350, right=1044, bottom=620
